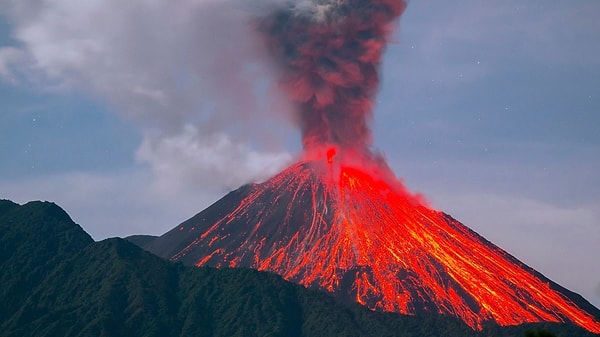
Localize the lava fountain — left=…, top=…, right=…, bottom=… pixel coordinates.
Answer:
left=145, top=0, right=600, bottom=333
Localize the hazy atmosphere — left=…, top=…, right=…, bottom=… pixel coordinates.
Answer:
left=1, top=0, right=599, bottom=309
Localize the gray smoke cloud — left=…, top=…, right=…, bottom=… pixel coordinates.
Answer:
left=0, top=0, right=310, bottom=190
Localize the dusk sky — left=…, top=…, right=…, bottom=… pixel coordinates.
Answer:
left=1, top=1, right=599, bottom=309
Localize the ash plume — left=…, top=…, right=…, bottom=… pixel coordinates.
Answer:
left=259, top=0, right=407, bottom=151
left=1, top=0, right=408, bottom=191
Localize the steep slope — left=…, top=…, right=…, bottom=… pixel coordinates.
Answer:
left=145, top=155, right=600, bottom=333
left=0, top=200, right=93, bottom=323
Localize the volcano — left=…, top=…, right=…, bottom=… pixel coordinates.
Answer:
left=144, top=0, right=600, bottom=332
left=145, top=148, right=600, bottom=333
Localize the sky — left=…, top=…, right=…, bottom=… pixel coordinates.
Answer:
left=1, top=0, right=599, bottom=309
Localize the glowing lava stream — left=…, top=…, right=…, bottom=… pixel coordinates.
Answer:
left=165, top=148, right=600, bottom=332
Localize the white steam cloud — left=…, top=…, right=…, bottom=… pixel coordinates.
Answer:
left=0, top=0, right=296, bottom=190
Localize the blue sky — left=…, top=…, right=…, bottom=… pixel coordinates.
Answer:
left=1, top=1, right=599, bottom=309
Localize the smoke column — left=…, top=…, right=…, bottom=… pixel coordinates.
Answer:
left=259, top=0, right=407, bottom=151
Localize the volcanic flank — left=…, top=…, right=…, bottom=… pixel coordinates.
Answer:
left=145, top=0, right=600, bottom=333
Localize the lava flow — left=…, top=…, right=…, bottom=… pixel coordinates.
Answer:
left=145, top=0, right=600, bottom=332
left=147, top=148, right=600, bottom=332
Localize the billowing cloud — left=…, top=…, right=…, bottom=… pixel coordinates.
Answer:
left=1, top=0, right=295, bottom=191
left=136, top=125, right=292, bottom=194
left=0, top=46, right=23, bottom=80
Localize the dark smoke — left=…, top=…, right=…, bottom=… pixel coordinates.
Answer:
left=259, top=0, right=407, bottom=151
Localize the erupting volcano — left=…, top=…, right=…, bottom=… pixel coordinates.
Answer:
left=146, top=0, right=600, bottom=333
left=147, top=149, right=600, bottom=332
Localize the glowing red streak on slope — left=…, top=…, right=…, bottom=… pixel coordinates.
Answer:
left=327, top=147, right=336, bottom=163
left=170, top=149, right=600, bottom=333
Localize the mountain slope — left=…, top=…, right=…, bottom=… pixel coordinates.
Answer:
left=2, top=200, right=598, bottom=336
left=0, top=200, right=94, bottom=324
left=125, top=234, right=158, bottom=248
left=144, top=157, right=600, bottom=333
left=1, top=200, right=492, bottom=337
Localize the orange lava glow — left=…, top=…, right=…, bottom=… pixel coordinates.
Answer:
left=171, top=148, right=600, bottom=333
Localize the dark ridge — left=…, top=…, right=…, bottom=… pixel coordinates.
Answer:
left=0, top=199, right=19, bottom=216
left=125, top=234, right=159, bottom=249
left=0, top=200, right=93, bottom=324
